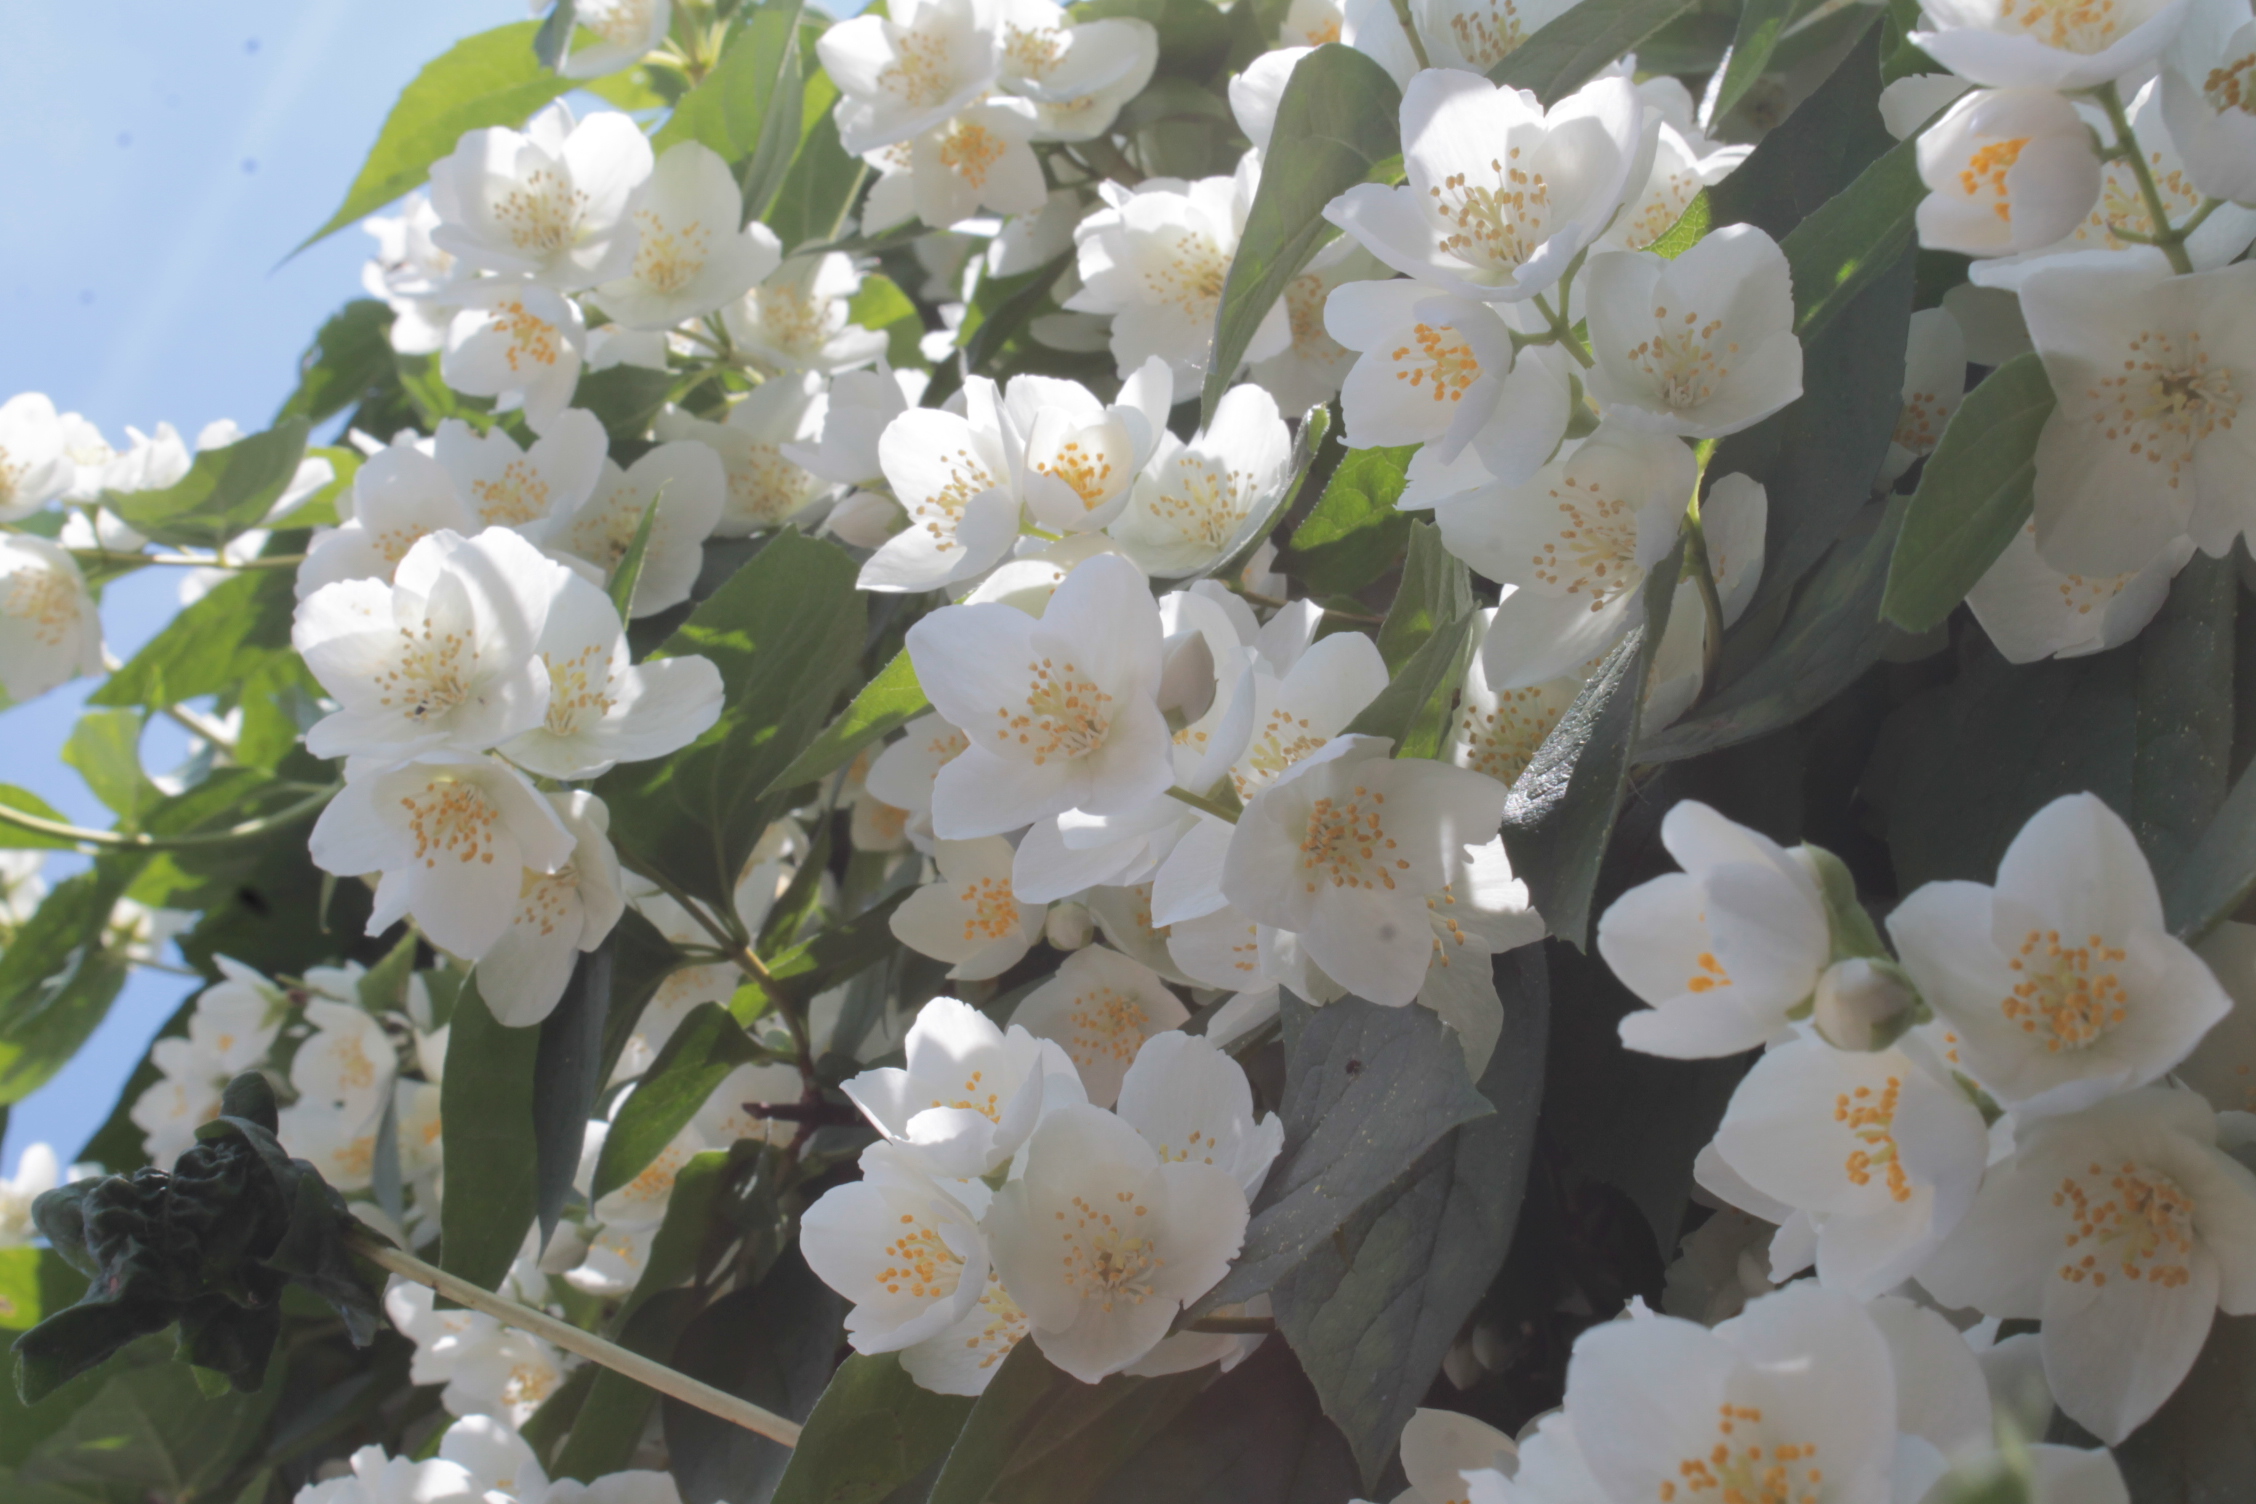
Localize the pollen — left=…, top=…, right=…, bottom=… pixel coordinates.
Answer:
left=994, top=658, right=1114, bottom=763
left=2054, top=1160, right=2197, bottom=1290
left=2002, top=927, right=2131, bottom=1050
left=1389, top=322, right=1482, bottom=403
left=1836, top=1078, right=1914, bottom=1203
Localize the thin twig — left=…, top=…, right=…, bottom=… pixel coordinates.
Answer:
left=0, top=785, right=337, bottom=851
left=351, top=1231, right=802, bottom=1446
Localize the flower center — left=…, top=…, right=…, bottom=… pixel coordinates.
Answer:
left=1528, top=472, right=1646, bottom=608
left=1063, top=987, right=1152, bottom=1069
left=496, top=167, right=588, bottom=256
left=543, top=643, right=613, bottom=736
left=1139, top=226, right=1231, bottom=320
left=2206, top=51, right=2256, bottom=113
left=515, top=865, right=580, bottom=937
left=1390, top=322, right=1483, bottom=403
left=2004, top=927, right=2130, bottom=1050
left=878, top=1209, right=968, bottom=1301
left=632, top=209, right=712, bottom=295
left=581, top=0, right=658, bottom=47
left=1148, top=453, right=1251, bottom=549
left=399, top=779, right=504, bottom=868
left=1236, top=708, right=1329, bottom=798
left=1034, top=436, right=1120, bottom=509
left=938, top=118, right=1007, bottom=189
left=1058, top=1190, right=1162, bottom=1311
left=1298, top=784, right=1411, bottom=893
left=957, top=877, right=1026, bottom=945
left=1997, top=0, right=2134, bottom=53
left=1958, top=137, right=2029, bottom=219
left=1456, top=686, right=1568, bottom=786
left=1685, top=950, right=1731, bottom=994
left=471, top=458, right=553, bottom=527
left=912, top=448, right=999, bottom=551
left=2080, top=328, right=2244, bottom=489
left=493, top=301, right=563, bottom=372
left=1284, top=270, right=1341, bottom=358
left=1658, top=1404, right=1823, bottom=1504
left=3, top=566, right=80, bottom=647
left=727, top=441, right=819, bottom=529
left=1430, top=148, right=1553, bottom=272
left=1894, top=388, right=1953, bottom=456
left=995, top=658, right=1113, bottom=763
left=2057, top=1160, right=2197, bottom=1288
left=1625, top=302, right=1738, bottom=411
left=378, top=620, right=477, bottom=724
left=751, top=283, right=838, bottom=359
left=964, top=1271, right=1030, bottom=1368
left=879, top=27, right=960, bottom=108
left=1836, top=1077, right=1912, bottom=1203
left=1003, top=23, right=1068, bottom=78
left=1445, top=0, right=1528, bottom=70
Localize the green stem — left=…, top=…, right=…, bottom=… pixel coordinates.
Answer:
left=1386, top=0, right=1433, bottom=69
left=2095, top=82, right=2195, bottom=275
left=1164, top=785, right=1240, bottom=823
left=0, top=785, right=337, bottom=852
left=1532, top=294, right=1594, bottom=370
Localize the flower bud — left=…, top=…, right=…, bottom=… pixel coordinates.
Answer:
left=1812, top=958, right=1923, bottom=1052
left=1914, top=87, right=2102, bottom=257
left=1044, top=901, right=1094, bottom=952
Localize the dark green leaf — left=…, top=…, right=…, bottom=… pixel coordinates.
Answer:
left=1499, top=535, right=1686, bottom=949
left=1489, top=0, right=1703, bottom=101
left=571, top=364, right=677, bottom=446
left=301, top=23, right=575, bottom=248
left=0, top=858, right=141, bottom=1106
left=653, top=0, right=804, bottom=172
left=730, top=890, right=912, bottom=1021
left=664, top=1251, right=842, bottom=1504
left=764, top=649, right=927, bottom=799
left=592, top=1005, right=762, bottom=1201
left=16, top=1340, right=282, bottom=1498
left=771, top=1354, right=975, bottom=1504
left=1086, top=1337, right=1359, bottom=1504
left=277, top=301, right=398, bottom=425
left=597, top=908, right=689, bottom=1086
left=1709, top=21, right=1893, bottom=244
left=105, top=420, right=311, bottom=551
left=1710, top=0, right=1797, bottom=122
left=597, top=530, right=866, bottom=909
left=1196, top=994, right=1495, bottom=1312
left=1281, top=443, right=1415, bottom=597
left=1881, top=354, right=2056, bottom=633
left=1272, top=946, right=1547, bottom=1484
left=552, top=1289, right=702, bottom=1482
left=764, top=75, right=867, bottom=253
left=93, top=570, right=297, bottom=711
left=2132, top=553, right=2235, bottom=878
left=1346, top=610, right=1479, bottom=760
left=927, top=1341, right=1209, bottom=1504
left=1200, top=44, right=1398, bottom=424
left=438, top=976, right=541, bottom=1294
left=1373, top=521, right=1471, bottom=674
left=608, top=492, right=664, bottom=622
left=535, top=943, right=614, bottom=1248
left=1780, top=137, right=1923, bottom=343
left=2165, top=764, right=2256, bottom=944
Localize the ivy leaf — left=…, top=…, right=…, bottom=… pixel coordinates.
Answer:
left=1200, top=44, right=1400, bottom=425
left=300, top=22, right=574, bottom=249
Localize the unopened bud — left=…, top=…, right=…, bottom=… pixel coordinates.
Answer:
left=1811, top=957, right=1922, bottom=1051
left=1045, top=901, right=1094, bottom=952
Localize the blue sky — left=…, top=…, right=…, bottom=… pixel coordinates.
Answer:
left=0, top=1, right=520, bottom=1176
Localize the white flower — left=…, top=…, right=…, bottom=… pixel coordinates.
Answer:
left=294, top=527, right=567, bottom=764
left=1385, top=1408, right=1516, bottom=1504
left=1888, top=792, right=2232, bottom=1116
left=884, top=100, right=1050, bottom=231
left=1416, top=836, right=1545, bottom=1073
left=867, top=710, right=972, bottom=851
left=435, top=409, right=610, bottom=533
left=310, top=755, right=576, bottom=960
left=428, top=102, right=652, bottom=289
left=1584, top=224, right=1803, bottom=439
left=987, top=1102, right=1248, bottom=1382
left=131, top=961, right=287, bottom=1166
left=1916, top=87, right=2104, bottom=257
left=1601, top=91, right=1753, bottom=254
left=1110, top=384, right=1295, bottom=577
left=858, top=378, right=1023, bottom=592
left=819, top=0, right=999, bottom=155
left=723, top=253, right=890, bottom=375
left=435, top=1327, right=570, bottom=1430
left=908, top=553, right=1172, bottom=837
left=2020, top=256, right=2256, bottom=576
left=595, top=140, right=782, bottom=328
left=1910, top=0, right=2194, bottom=90
left=841, top=995, right=1085, bottom=1177
left=1431, top=424, right=1695, bottom=689
left=1010, top=945, right=1189, bottom=1107
left=292, top=1445, right=479, bottom=1504
left=471, top=791, right=627, bottom=1027
left=298, top=439, right=477, bottom=596
left=890, top=836, right=1049, bottom=979
left=363, top=194, right=463, bottom=356
left=0, top=850, right=46, bottom=935
left=1326, top=278, right=1570, bottom=487
left=1115, top=1029, right=1284, bottom=1196
left=539, top=439, right=725, bottom=616
left=785, top=361, right=926, bottom=490
left=802, top=1140, right=994, bottom=1353
left=1564, top=1284, right=1899, bottom=1504
left=99, top=420, right=191, bottom=495
left=0, top=1143, right=59, bottom=1247
left=1000, top=361, right=1172, bottom=536
left=1883, top=307, right=1970, bottom=486
left=897, top=1267, right=1034, bottom=1394
left=1324, top=72, right=1651, bottom=306
left=2161, top=20, right=2256, bottom=205
left=1709, top=1034, right=1990, bottom=1297
left=1444, top=607, right=1583, bottom=789
left=0, top=392, right=70, bottom=520
left=1222, top=736, right=1507, bottom=1007
left=559, top=0, right=672, bottom=80
left=655, top=373, right=834, bottom=537
left=442, top=281, right=589, bottom=427
left=0, top=535, right=102, bottom=702
left=1919, top=1087, right=2256, bottom=1442
left=277, top=998, right=399, bottom=1192
left=1343, top=0, right=1583, bottom=80
left=1966, top=521, right=2193, bottom=663
left=1067, top=155, right=1287, bottom=386
left=1597, top=800, right=1832, bottom=1058
left=499, top=569, right=721, bottom=779
left=994, top=0, right=1159, bottom=142
left=1245, top=238, right=1387, bottom=416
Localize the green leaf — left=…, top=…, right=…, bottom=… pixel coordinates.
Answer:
left=356, top=929, right=420, bottom=1016
left=664, top=1252, right=842, bottom=1504
left=1779, top=137, right=1924, bottom=344
left=534, top=944, right=615, bottom=1247
left=927, top=1342, right=1209, bottom=1504
left=1200, top=47, right=1389, bottom=423
left=1640, top=497, right=1905, bottom=762
left=105, top=420, right=311, bottom=552
left=277, top=300, right=398, bottom=425
left=653, top=0, right=805, bottom=201
left=771, top=1354, right=976, bottom=1504
left=438, top=975, right=541, bottom=1294
left=1271, top=948, right=1547, bottom=1485
left=1709, top=21, right=1894, bottom=245
left=1281, top=443, right=1415, bottom=597
left=552, top=1289, right=701, bottom=1482
left=91, top=570, right=297, bottom=711
left=1709, top=0, right=1797, bottom=127
left=1197, top=995, right=1495, bottom=1313
left=607, top=491, right=663, bottom=621
left=847, top=274, right=926, bottom=372
left=0, top=788, right=79, bottom=853
left=2131, top=553, right=2235, bottom=878
left=1648, top=187, right=1711, bottom=259
left=1085, top=1339, right=1360, bottom=1504
left=596, top=530, right=866, bottom=909
left=2165, top=763, right=2256, bottom=943
left=0, top=1250, right=44, bottom=1333
left=1345, top=610, right=1479, bottom=759
left=1489, top=0, right=1704, bottom=101
left=729, top=890, right=912, bottom=1021
left=1499, top=534, right=1686, bottom=949
left=0, top=858, right=141, bottom=1106
left=764, top=75, right=866, bottom=253
left=1881, top=354, right=2056, bottom=633
left=764, top=649, right=928, bottom=798
left=591, top=1004, right=761, bottom=1201
left=1200, top=44, right=1401, bottom=425
left=301, top=22, right=575, bottom=249
left=61, top=712, right=158, bottom=827
left=1373, top=522, right=1471, bottom=675
left=16, top=1340, right=281, bottom=1498
left=534, top=0, right=578, bottom=70
left=571, top=364, right=676, bottom=446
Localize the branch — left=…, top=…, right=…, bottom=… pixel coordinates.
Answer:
left=0, top=784, right=337, bottom=851
left=351, top=1230, right=802, bottom=1447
